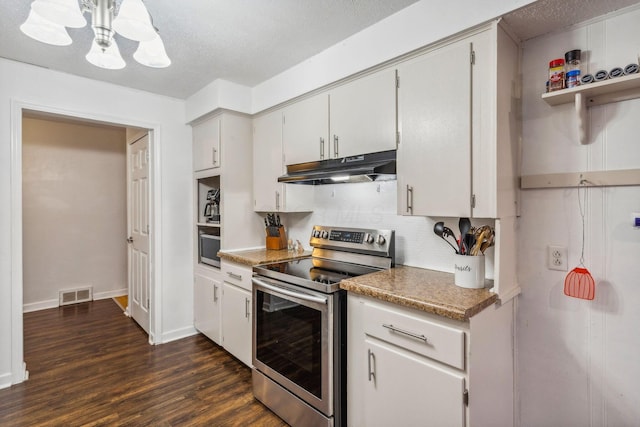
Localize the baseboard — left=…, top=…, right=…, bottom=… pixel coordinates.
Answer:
left=23, top=288, right=128, bottom=313
left=23, top=299, right=58, bottom=313
left=93, top=288, right=128, bottom=300
left=160, top=326, right=199, bottom=344
left=0, top=371, right=14, bottom=390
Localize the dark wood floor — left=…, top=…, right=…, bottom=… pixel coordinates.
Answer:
left=0, top=299, right=288, bottom=426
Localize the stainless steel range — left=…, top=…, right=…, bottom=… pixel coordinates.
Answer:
left=252, top=225, right=395, bottom=427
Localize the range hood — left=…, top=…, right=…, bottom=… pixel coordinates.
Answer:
left=278, top=150, right=396, bottom=185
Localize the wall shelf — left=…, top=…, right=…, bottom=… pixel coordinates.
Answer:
left=541, top=72, right=640, bottom=144
left=521, top=169, right=640, bottom=189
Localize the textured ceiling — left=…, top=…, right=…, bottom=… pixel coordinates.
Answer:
left=503, top=0, right=640, bottom=40
left=0, top=0, right=420, bottom=99
left=1, top=0, right=639, bottom=100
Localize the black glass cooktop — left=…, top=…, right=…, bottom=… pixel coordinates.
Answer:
left=254, top=257, right=381, bottom=293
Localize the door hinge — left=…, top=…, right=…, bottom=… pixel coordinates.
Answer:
left=282, top=115, right=286, bottom=125
left=396, top=74, right=400, bottom=89
left=470, top=50, right=476, bottom=65
left=396, top=131, right=400, bottom=146
left=463, top=389, right=469, bottom=406
left=471, top=194, right=476, bottom=208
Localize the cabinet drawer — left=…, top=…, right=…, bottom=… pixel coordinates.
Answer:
left=221, top=260, right=252, bottom=291
left=363, top=302, right=465, bottom=370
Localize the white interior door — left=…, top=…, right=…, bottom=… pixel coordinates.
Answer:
left=128, top=134, right=150, bottom=333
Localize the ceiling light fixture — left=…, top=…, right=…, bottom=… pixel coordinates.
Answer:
left=20, top=0, right=171, bottom=70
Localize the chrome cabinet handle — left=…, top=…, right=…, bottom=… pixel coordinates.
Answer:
left=406, top=185, right=413, bottom=213
left=213, top=284, right=218, bottom=302
left=333, top=135, right=339, bottom=158
left=367, top=349, right=376, bottom=382
left=212, top=147, right=218, bottom=165
left=245, top=298, right=250, bottom=318
left=275, top=191, right=280, bottom=210
left=320, top=137, right=325, bottom=159
left=382, top=323, right=429, bottom=344
left=227, top=271, right=242, bottom=281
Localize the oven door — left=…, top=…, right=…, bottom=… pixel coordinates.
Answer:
left=252, top=276, right=333, bottom=416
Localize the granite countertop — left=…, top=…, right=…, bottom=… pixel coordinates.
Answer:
left=217, top=248, right=312, bottom=266
left=340, top=265, right=498, bottom=321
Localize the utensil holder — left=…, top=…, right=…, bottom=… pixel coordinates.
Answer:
left=453, top=254, right=485, bottom=289
left=266, top=226, right=287, bottom=250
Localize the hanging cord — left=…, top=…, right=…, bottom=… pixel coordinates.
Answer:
left=578, top=179, right=588, bottom=266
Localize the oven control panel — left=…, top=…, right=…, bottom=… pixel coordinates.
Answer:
left=310, top=225, right=394, bottom=259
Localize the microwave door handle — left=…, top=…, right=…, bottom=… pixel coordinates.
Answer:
left=252, top=278, right=328, bottom=305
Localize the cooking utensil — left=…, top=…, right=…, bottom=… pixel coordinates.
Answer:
left=469, top=225, right=489, bottom=255
left=464, top=233, right=476, bottom=255
left=458, top=217, right=471, bottom=254
left=434, top=221, right=459, bottom=254
left=564, top=183, right=595, bottom=300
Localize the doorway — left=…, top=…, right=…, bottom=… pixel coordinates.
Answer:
left=10, top=101, right=159, bottom=385
left=21, top=114, right=128, bottom=312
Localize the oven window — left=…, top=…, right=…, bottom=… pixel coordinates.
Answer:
left=255, top=290, right=323, bottom=398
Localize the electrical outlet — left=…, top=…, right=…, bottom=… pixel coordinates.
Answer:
left=547, top=245, right=568, bottom=271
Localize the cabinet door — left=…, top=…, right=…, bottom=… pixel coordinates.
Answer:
left=253, top=111, right=284, bottom=212
left=283, top=93, right=329, bottom=165
left=252, top=111, right=314, bottom=212
left=330, top=68, right=397, bottom=159
left=193, top=117, right=221, bottom=171
left=364, top=338, right=466, bottom=427
left=194, top=273, right=222, bottom=344
left=222, top=282, right=252, bottom=367
left=397, top=40, right=472, bottom=217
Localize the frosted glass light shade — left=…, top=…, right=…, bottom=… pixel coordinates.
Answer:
left=133, top=34, right=171, bottom=68
left=112, top=0, right=156, bottom=41
left=31, top=0, right=86, bottom=28
left=86, top=39, right=126, bottom=70
left=20, top=9, right=72, bottom=46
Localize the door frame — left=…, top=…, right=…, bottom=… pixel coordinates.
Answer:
left=9, top=99, right=162, bottom=384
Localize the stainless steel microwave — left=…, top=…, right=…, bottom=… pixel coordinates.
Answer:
left=199, top=233, right=221, bottom=268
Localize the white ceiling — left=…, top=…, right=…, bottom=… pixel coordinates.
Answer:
left=1, top=0, right=639, bottom=100
left=0, top=0, right=420, bottom=99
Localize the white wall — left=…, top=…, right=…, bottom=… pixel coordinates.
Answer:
left=518, top=5, right=640, bottom=426
left=0, top=58, right=193, bottom=388
left=22, top=117, right=127, bottom=311
left=185, top=0, right=537, bottom=118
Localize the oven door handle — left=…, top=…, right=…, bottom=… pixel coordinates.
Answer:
left=252, top=278, right=328, bottom=305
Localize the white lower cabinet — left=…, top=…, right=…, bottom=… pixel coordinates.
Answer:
left=220, top=260, right=253, bottom=367
left=194, top=269, right=222, bottom=345
left=363, top=338, right=465, bottom=427
left=348, top=294, right=515, bottom=427
left=221, top=283, right=252, bottom=367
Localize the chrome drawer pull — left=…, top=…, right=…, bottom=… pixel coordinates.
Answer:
left=227, top=272, right=242, bottom=280
left=382, top=323, right=429, bottom=344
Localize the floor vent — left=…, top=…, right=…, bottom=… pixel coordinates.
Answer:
left=59, top=287, right=93, bottom=306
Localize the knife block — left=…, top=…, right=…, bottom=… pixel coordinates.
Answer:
left=266, top=226, right=287, bottom=250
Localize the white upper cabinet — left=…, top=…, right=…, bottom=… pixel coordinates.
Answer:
left=329, top=67, right=398, bottom=159
left=253, top=110, right=313, bottom=212
left=397, top=23, right=519, bottom=219
left=282, top=67, right=397, bottom=166
left=192, top=116, right=221, bottom=172
left=397, top=40, right=472, bottom=217
left=282, top=93, right=329, bottom=165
